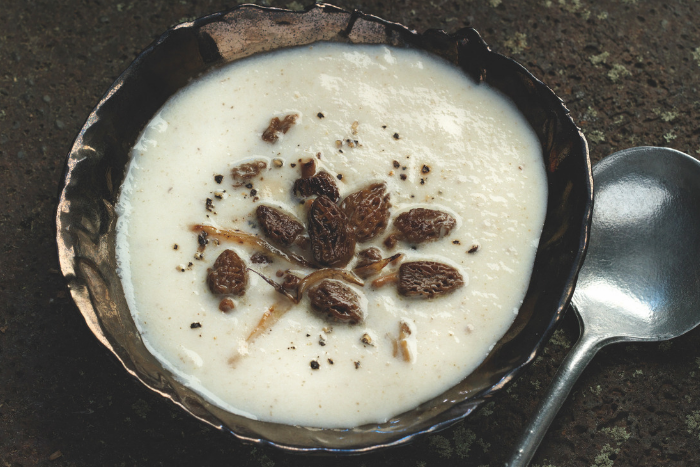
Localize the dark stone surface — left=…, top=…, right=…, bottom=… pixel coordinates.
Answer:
left=2, top=0, right=700, bottom=465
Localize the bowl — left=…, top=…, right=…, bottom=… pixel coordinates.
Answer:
left=56, top=3, right=592, bottom=453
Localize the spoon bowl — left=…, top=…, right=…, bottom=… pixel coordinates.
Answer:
left=507, top=146, right=700, bottom=466
left=573, top=146, right=700, bottom=341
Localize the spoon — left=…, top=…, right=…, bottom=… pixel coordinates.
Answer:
left=506, top=146, right=700, bottom=467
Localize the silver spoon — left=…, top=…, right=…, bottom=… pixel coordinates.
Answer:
left=506, top=146, right=700, bottom=467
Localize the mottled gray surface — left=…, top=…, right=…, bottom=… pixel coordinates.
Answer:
left=2, top=0, right=700, bottom=465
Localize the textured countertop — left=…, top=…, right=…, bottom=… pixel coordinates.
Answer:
left=2, top=0, right=700, bottom=465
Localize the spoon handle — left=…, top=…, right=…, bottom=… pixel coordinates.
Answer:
left=505, top=330, right=607, bottom=467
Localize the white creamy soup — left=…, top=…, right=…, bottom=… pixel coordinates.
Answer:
left=115, top=43, right=547, bottom=428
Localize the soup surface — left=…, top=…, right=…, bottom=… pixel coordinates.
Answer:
left=115, top=43, right=547, bottom=428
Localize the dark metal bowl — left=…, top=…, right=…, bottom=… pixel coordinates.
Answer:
left=56, top=3, right=592, bottom=454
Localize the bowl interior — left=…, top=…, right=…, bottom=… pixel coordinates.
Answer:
left=56, top=4, right=592, bottom=453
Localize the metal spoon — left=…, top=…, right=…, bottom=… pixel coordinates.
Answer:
left=506, top=146, right=700, bottom=467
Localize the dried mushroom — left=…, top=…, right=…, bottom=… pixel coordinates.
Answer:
left=231, top=160, right=267, bottom=187
left=250, top=267, right=363, bottom=304
left=354, top=253, right=403, bottom=279
left=295, top=268, right=364, bottom=302
left=282, top=273, right=301, bottom=291
left=308, top=195, right=356, bottom=267
left=256, top=205, right=305, bottom=248
left=219, top=298, right=236, bottom=312
left=293, top=171, right=340, bottom=202
left=262, top=114, right=298, bottom=143
left=207, top=249, right=248, bottom=296
left=396, top=320, right=416, bottom=362
left=397, top=261, right=464, bottom=298
left=308, top=280, right=364, bottom=324
left=393, top=208, right=456, bottom=243
left=193, top=225, right=313, bottom=268
left=300, top=158, right=317, bottom=179
left=355, top=247, right=383, bottom=268
left=340, top=183, right=391, bottom=242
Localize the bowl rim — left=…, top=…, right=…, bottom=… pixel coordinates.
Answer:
left=56, top=2, right=593, bottom=454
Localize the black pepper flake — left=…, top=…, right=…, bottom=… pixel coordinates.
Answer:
left=306, top=334, right=311, bottom=337
left=197, top=231, right=209, bottom=247
left=291, top=163, right=297, bottom=168
left=328, top=358, right=334, bottom=365
left=214, top=174, right=224, bottom=184
left=420, top=178, right=425, bottom=185
left=205, top=198, right=215, bottom=212
left=250, top=189, right=257, bottom=196
left=316, top=152, right=322, bottom=159
left=468, top=245, right=480, bottom=253
left=382, top=125, right=387, bottom=129
left=173, top=244, right=179, bottom=250
left=354, top=361, right=361, bottom=369
left=400, top=174, right=407, bottom=181
left=336, top=174, right=343, bottom=180
left=310, top=360, right=320, bottom=370
left=319, top=340, right=326, bottom=346
left=338, top=149, right=343, bottom=153
left=393, top=160, right=400, bottom=169
left=452, top=240, right=461, bottom=245
left=422, top=165, right=430, bottom=174
left=245, top=183, right=253, bottom=189
left=393, top=133, right=400, bottom=140
left=317, top=112, right=325, bottom=119
left=190, top=322, right=202, bottom=329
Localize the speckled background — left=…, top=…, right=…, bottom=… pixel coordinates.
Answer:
left=2, top=0, right=700, bottom=466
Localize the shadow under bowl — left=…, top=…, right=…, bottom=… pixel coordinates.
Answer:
left=56, top=3, right=593, bottom=454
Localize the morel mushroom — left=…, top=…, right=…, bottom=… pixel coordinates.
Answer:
left=300, top=158, right=317, bottom=179
left=207, top=249, right=248, bottom=296
left=231, top=160, right=267, bottom=187
left=308, top=195, right=356, bottom=267
left=355, top=247, right=383, bottom=268
left=256, top=205, right=305, bottom=248
left=397, top=261, right=464, bottom=298
left=293, top=171, right=340, bottom=202
left=393, top=208, right=456, bottom=243
left=354, top=252, right=403, bottom=279
left=262, top=114, right=298, bottom=143
left=340, top=183, right=391, bottom=242
left=308, top=280, right=364, bottom=324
